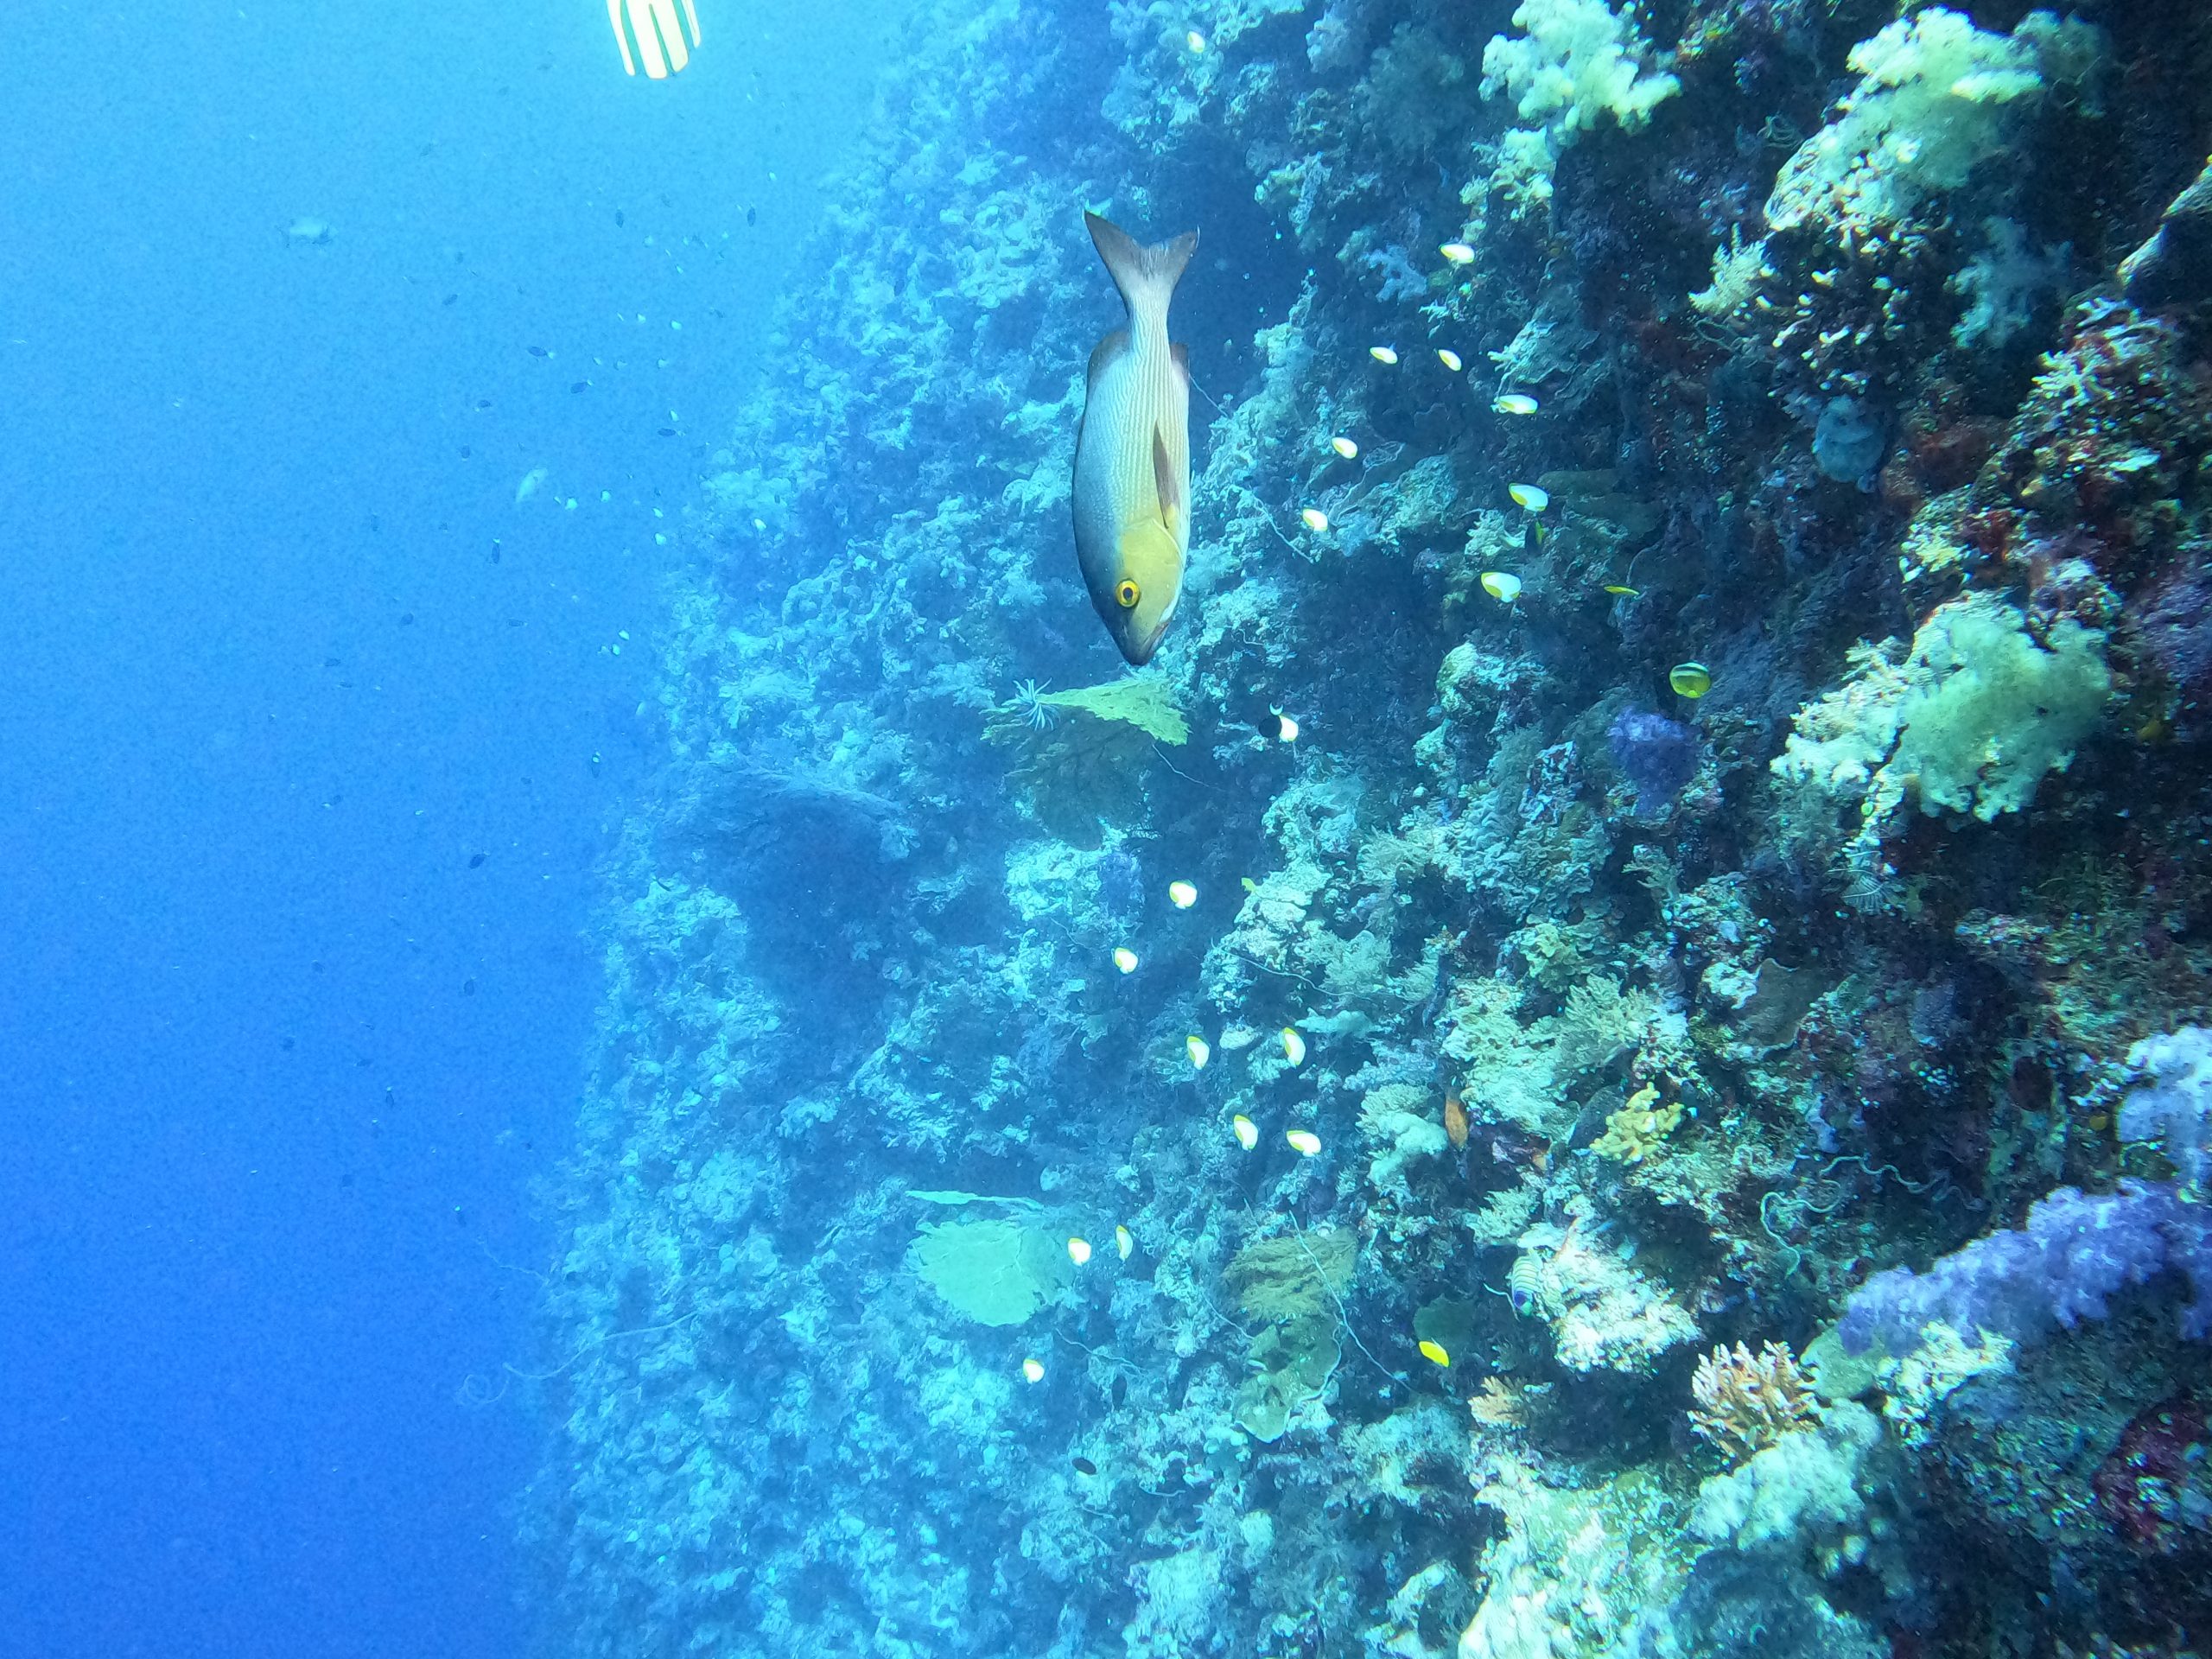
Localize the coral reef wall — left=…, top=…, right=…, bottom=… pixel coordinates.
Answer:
left=527, top=1, right=2212, bottom=1654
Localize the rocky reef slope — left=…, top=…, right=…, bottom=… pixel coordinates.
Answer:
left=525, top=2, right=2212, bottom=1654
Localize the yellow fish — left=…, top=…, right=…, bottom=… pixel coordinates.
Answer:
left=1418, top=1338, right=1451, bottom=1367
left=1073, top=212, right=1199, bottom=665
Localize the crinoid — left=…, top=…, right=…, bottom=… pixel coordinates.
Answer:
left=1007, top=678, right=1058, bottom=730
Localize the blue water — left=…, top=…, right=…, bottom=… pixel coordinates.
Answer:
left=0, top=7, right=891, bottom=1654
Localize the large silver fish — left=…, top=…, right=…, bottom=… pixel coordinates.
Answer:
left=1071, top=212, right=1198, bottom=666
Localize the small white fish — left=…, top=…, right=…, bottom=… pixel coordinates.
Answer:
left=1509, top=483, right=1549, bottom=513
left=1168, top=880, right=1197, bottom=908
left=515, top=466, right=549, bottom=506
left=1273, top=708, right=1299, bottom=743
left=1437, top=348, right=1463, bottom=372
left=1187, top=1034, right=1211, bottom=1070
left=1067, top=1236, right=1093, bottom=1266
left=1021, top=1357, right=1046, bottom=1382
left=1281, top=1027, right=1306, bottom=1066
left=1286, top=1129, right=1322, bottom=1157
left=1116, top=1224, right=1134, bottom=1260
left=1300, top=507, right=1329, bottom=533
left=1440, top=242, right=1475, bottom=265
left=1369, top=346, right=1399, bottom=365
left=1330, top=435, right=1359, bottom=459
left=1492, top=393, right=1539, bottom=416
left=1480, top=571, right=1522, bottom=604
left=1112, top=946, right=1139, bottom=974
left=1185, top=29, right=1206, bottom=51
left=1232, top=1114, right=1259, bottom=1150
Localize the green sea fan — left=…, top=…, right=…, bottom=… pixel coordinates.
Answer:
left=907, top=1217, right=1073, bottom=1326
left=993, top=675, right=1189, bottom=745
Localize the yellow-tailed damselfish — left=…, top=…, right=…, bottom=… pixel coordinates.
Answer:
left=1072, top=212, right=1198, bottom=665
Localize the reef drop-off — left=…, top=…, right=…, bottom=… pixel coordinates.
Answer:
left=522, top=3, right=2212, bottom=1656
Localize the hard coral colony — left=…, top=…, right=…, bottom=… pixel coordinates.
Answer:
left=535, top=3, right=2212, bottom=1658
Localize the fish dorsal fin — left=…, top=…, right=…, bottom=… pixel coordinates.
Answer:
left=1088, top=329, right=1129, bottom=392
left=1152, top=426, right=1181, bottom=534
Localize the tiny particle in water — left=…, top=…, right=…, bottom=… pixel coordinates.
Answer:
left=1021, top=1357, right=1046, bottom=1383
left=1418, top=1338, right=1451, bottom=1367
left=1281, top=1027, right=1306, bottom=1066
left=1330, top=435, right=1358, bottom=458
left=1071, top=1456, right=1097, bottom=1477
left=1369, top=345, right=1398, bottom=365
left=1066, top=1236, right=1093, bottom=1266
left=1285, top=1128, right=1322, bottom=1156
left=1112, top=946, right=1139, bottom=974
left=570, top=380, right=588, bottom=393
left=281, top=1036, right=296, bottom=1051
left=1232, top=1114, right=1259, bottom=1151
left=1508, top=482, right=1549, bottom=512
left=442, top=294, right=458, bottom=307
left=1669, top=662, right=1713, bottom=699
left=1300, top=506, right=1329, bottom=533
left=489, top=547, right=501, bottom=563
left=322, top=656, right=340, bottom=668
left=615, top=210, right=625, bottom=226
left=656, top=427, right=677, bottom=437
left=1481, top=571, right=1522, bottom=604
left=475, top=398, right=492, bottom=410
left=459, top=445, right=472, bottom=458
left=527, top=345, right=548, bottom=358
left=1440, top=241, right=1475, bottom=265
left=312, top=959, right=324, bottom=972
left=746, top=207, right=758, bottom=226
left=462, top=978, right=477, bottom=995
left=399, top=613, right=414, bottom=626
left=1437, top=348, right=1462, bottom=372
left=1186, top=1034, right=1211, bottom=1070
left=1167, top=880, right=1197, bottom=908
left=469, top=852, right=487, bottom=868
left=1492, top=393, right=1539, bottom=416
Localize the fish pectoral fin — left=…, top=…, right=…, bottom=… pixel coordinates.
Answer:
left=1118, top=517, right=1179, bottom=569
left=1151, top=426, right=1182, bottom=535
left=1087, top=330, right=1129, bottom=393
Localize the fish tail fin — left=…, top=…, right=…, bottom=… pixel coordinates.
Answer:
left=1084, top=213, right=1198, bottom=318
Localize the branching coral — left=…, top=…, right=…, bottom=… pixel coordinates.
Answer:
left=1688, top=1341, right=1823, bottom=1462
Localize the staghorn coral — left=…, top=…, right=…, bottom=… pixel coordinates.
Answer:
left=1689, top=1341, right=1823, bottom=1462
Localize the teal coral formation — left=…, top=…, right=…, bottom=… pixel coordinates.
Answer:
left=528, top=0, right=2212, bottom=1655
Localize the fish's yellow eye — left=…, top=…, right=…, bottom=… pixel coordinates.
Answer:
left=1116, top=577, right=1141, bottom=608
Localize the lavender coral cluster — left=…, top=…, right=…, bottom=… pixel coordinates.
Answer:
left=1838, top=1182, right=2212, bottom=1355
left=2120, top=1026, right=2212, bottom=1194
left=1607, top=708, right=1699, bottom=817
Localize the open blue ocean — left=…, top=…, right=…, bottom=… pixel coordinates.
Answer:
left=8, top=2, right=2212, bottom=1656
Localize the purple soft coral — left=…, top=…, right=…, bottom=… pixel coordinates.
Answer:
left=1607, top=707, right=1699, bottom=818
left=1839, top=1181, right=2212, bottom=1355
